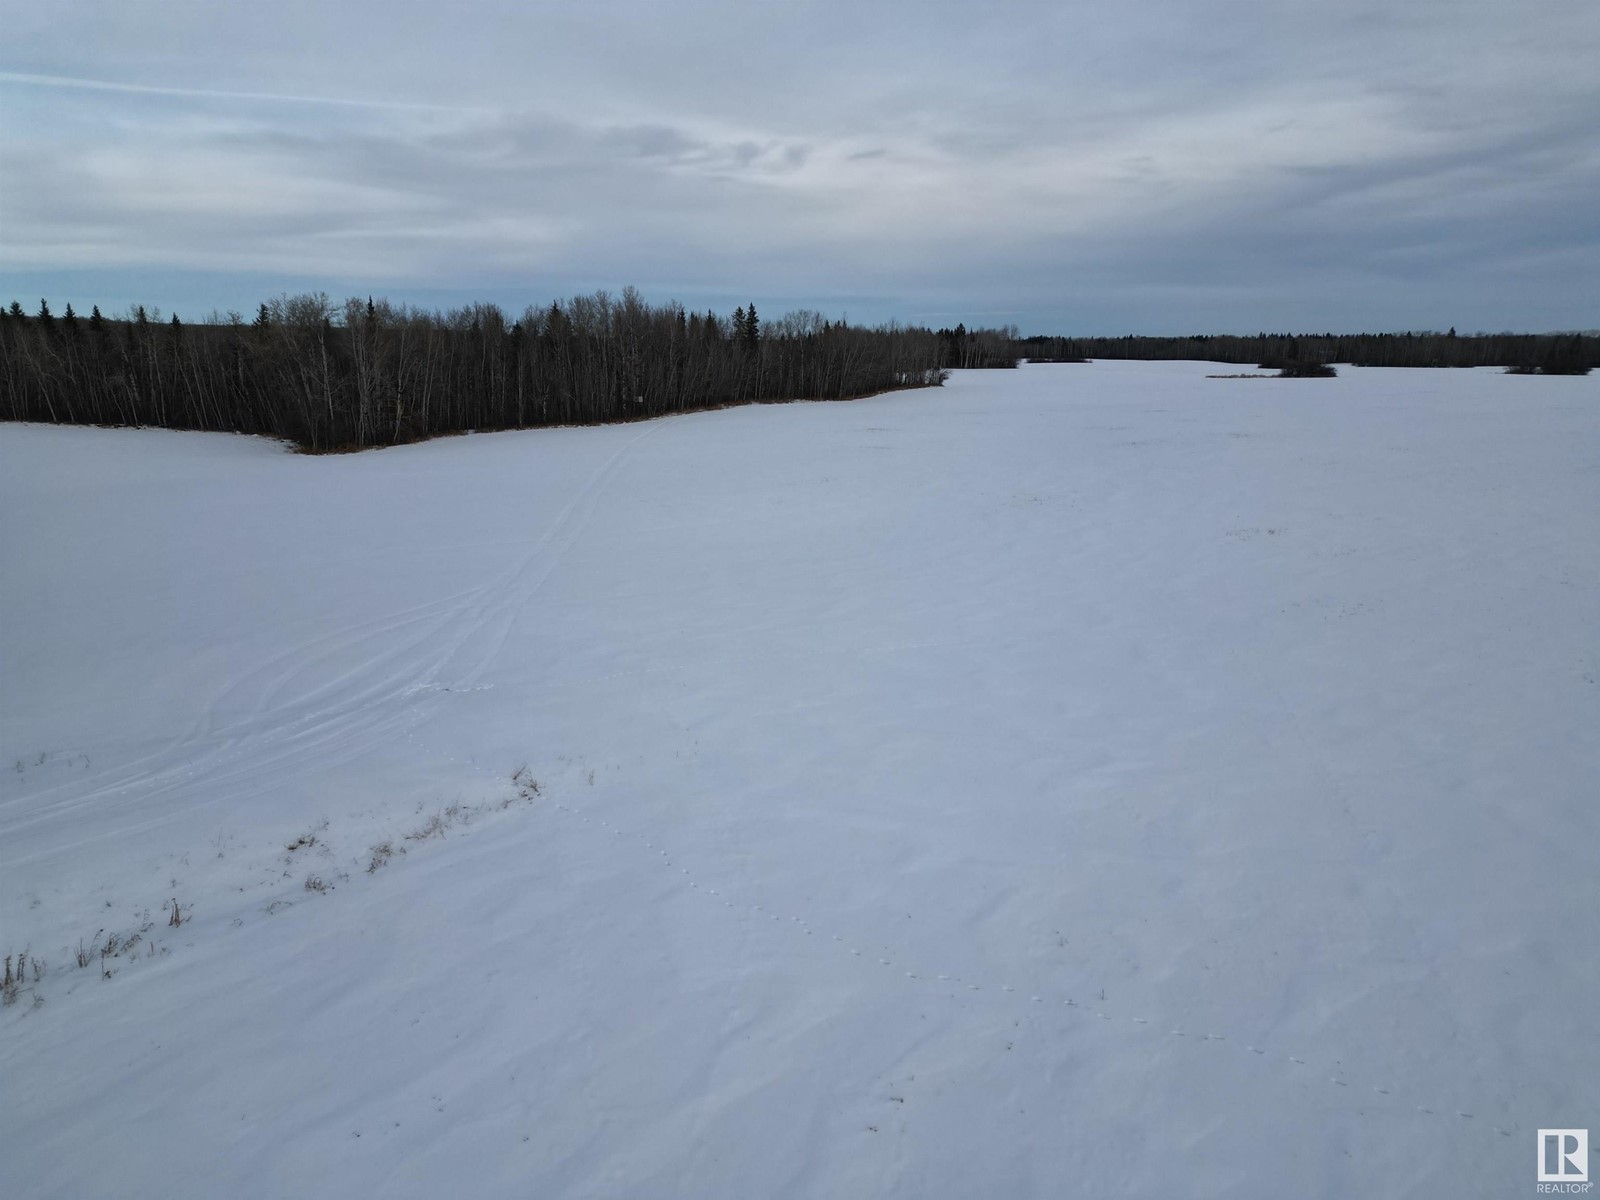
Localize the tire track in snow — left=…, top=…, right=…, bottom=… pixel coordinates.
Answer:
left=447, top=421, right=664, bottom=689
left=1, top=585, right=493, bottom=823
left=2, top=422, right=664, bottom=857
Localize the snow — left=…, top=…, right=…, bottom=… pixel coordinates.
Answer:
left=3, top=360, right=1597, bottom=1197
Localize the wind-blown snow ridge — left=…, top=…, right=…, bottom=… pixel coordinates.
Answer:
left=545, top=793, right=1498, bottom=1130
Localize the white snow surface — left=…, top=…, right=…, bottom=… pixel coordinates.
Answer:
left=2, top=361, right=1597, bottom=1197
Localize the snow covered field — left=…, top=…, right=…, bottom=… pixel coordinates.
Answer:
left=3, top=360, right=1596, bottom=1197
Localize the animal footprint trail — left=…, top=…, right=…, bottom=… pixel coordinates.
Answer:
left=548, top=795, right=1502, bottom=1136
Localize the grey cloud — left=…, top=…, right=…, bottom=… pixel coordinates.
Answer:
left=2, top=0, right=1597, bottom=332
left=602, top=124, right=705, bottom=160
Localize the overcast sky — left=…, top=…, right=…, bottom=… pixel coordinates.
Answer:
left=3, top=0, right=1597, bottom=334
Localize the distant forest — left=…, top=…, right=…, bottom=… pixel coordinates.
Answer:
left=1, top=292, right=1591, bottom=450
left=0, top=291, right=997, bottom=451
left=1021, top=330, right=1596, bottom=374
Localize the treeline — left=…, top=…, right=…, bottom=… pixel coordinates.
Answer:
left=9, top=295, right=1589, bottom=451
left=0, top=290, right=994, bottom=451
left=936, top=323, right=1021, bottom=369
left=1017, top=330, right=1596, bottom=373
